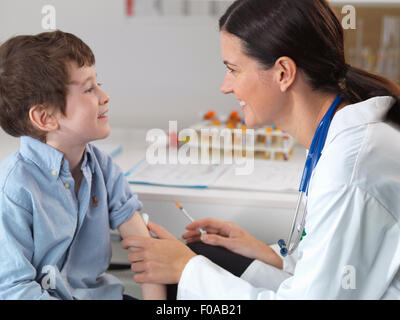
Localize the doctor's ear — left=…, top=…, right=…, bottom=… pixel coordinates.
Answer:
left=274, top=57, right=297, bottom=93
left=29, top=104, right=60, bottom=133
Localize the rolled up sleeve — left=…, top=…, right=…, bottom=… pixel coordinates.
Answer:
left=94, top=147, right=143, bottom=230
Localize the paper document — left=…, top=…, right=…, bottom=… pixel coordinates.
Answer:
left=126, top=160, right=229, bottom=188
left=126, top=158, right=302, bottom=192
left=212, top=159, right=302, bottom=192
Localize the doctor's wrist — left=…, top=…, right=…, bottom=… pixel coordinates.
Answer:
left=258, top=244, right=283, bottom=270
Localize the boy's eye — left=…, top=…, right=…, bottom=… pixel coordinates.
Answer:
left=227, top=66, right=235, bottom=73
left=85, top=83, right=102, bottom=93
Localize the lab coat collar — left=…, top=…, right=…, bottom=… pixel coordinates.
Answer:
left=325, top=96, right=395, bottom=147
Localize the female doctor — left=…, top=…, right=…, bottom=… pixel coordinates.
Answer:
left=122, top=0, right=400, bottom=299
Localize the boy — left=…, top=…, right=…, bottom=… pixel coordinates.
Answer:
left=0, top=30, right=166, bottom=300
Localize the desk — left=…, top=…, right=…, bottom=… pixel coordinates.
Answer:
left=0, top=128, right=301, bottom=245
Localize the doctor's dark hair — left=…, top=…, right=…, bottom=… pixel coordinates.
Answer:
left=0, top=30, right=95, bottom=141
left=219, top=0, right=400, bottom=127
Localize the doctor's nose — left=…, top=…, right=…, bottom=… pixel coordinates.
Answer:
left=220, top=73, right=234, bottom=95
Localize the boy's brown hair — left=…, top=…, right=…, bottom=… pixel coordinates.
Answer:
left=0, top=30, right=95, bottom=141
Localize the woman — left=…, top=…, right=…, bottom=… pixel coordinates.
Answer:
left=122, top=0, right=400, bottom=299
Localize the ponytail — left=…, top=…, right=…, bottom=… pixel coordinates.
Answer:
left=341, top=65, right=400, bottom=127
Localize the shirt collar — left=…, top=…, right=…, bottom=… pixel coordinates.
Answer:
left=325, top=96, right=395, bottom=147
left=82, top=144, right=96, bottom=174
left=19, top=137, right=95, bottom=177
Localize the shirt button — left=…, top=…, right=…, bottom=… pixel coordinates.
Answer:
left=51, top=170, right=57, bottom=176
left=64, top=183, right=70, bottom=189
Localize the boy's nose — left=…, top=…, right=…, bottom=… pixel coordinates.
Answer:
left=100, top=89, right=110, bottom=105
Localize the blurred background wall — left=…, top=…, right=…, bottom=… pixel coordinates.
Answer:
left=0, top=0, right=399, bottom=131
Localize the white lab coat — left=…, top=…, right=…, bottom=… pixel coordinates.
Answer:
left=177, top=96, right=400, bottom=300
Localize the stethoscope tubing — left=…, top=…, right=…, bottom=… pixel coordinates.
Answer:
left=285, top=191, right=305, bottom=255
left=278, top=94, right=343, bottom=257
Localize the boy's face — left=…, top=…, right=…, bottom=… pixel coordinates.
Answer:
left=55, top=62, right=110, bottom=145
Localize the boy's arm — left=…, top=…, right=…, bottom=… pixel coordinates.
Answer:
left=94, top=146, right=165, bottom=299
left=118, top=212, right=167, bottom=300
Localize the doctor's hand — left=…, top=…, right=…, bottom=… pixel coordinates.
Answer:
left=182, top=218, right=283, bottom=270
left=121, top=221, right=197, bottom=284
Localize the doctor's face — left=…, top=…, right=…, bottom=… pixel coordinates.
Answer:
left=220, top=31, right=284, bottom=128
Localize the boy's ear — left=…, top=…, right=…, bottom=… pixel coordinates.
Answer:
left=29, top=104, right=60, bottom=132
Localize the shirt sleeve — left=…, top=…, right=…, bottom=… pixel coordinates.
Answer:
left=0, top=191, right=58, bottom=300
left=93, top=146, right=143, bottom=230
left=177, top=184, right=399, bottom=299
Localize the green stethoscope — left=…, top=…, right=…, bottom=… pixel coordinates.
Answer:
left=278, top=94, right=343, bottom=257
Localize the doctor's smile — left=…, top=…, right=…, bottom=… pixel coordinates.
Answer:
left=0, top=0, right=399, bottom=304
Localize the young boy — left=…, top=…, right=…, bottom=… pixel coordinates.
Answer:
left=0, top=30, right=166, bottom=300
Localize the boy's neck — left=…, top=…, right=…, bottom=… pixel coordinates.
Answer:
left=46, top=139, right=86, bottom=175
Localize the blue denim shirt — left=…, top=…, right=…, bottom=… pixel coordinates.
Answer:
left=0, top=136, right=143, bottom=299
